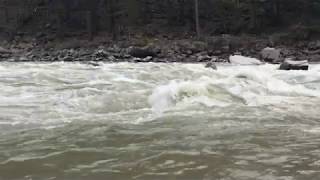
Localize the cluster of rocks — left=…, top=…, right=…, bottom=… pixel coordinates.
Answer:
left=0, top=39, right=224, bottom=63
left=259, top=45, right=317, bottom=70
left=0, top=45, right=154, bottom=63
left=0, top=47, right=12, bottom=59
left=0, top=35, right=320, bottom=71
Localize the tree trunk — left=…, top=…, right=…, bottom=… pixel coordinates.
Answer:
left=127, top=0, right=140, bottom=25
left=195, top=0, right=200, bottom=38
left=249, top=0, right=257, bottom=30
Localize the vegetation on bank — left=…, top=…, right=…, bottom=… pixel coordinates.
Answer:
left=0, top=0, right=320, bottom=40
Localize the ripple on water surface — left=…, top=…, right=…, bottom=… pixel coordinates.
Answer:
left=0, top=62, right=320, bottom=179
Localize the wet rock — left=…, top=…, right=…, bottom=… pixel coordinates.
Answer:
left=229, top=55, right=262, bottom=65
left=261, top=47, right=282, bottom=63
left=197, top=55, right=211, bottom=62
left=192, top=41, right=208, bottom=53
left=305, top=49, right=320, bottom=56
left=62, top=56, right=73, bottom=62
left=107, top=45, right=121, bottom=53
left=0, top=53, right=10, bottom=59
left=143, top=56, right=153, bottom=62
left=210, top=50, right=223, bottom=56
left=108, top=55, right=116, bottom=61
left=308, top=41, right=320, bottom=50
left=78, top=49, right=92, bottom=57
left=16, top=42, right=34, bottom=50
left=132, top=57, right=143, bottom=62
left=19, top=56, right=29, bottom=61
left=309, top=54, right=320, bottom=62
left=129, top=47, right=156, bottom=58
left=205, top=61, right=217, bottom=70
left=280, top=59, right=309, bottom=70
left=94, top=49, right=109, bottom=58
left=0, top=47, right=12, bottom=54
left=88, top=61, right=100, bottom=66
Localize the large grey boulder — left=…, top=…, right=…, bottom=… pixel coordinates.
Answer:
left=280, top=59, right=309, bottom=71
left=261, top=47, right=281, bottom=63
left=229, top=55, right=262, bottom=65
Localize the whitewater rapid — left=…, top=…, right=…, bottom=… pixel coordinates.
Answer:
left=0, top=62, right=320, bottom=179
left=0, top=62, right=318, bottom=126
left=0, top=62, right=319, bottom=128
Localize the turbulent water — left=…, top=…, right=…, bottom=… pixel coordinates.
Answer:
left=0, top=62, right=320, bottom=180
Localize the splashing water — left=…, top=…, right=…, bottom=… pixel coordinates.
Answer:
left=0, top=62, right=320, bottom=179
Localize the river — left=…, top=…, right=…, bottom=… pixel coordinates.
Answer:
left=0, top=62, right=320, bottom=180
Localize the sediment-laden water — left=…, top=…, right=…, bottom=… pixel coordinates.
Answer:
left=0, top=62, right=320, bottom=180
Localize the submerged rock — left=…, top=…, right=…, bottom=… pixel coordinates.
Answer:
left=280, top=59, right=309, bottom=70
left=261, top=47, right=281, bottom=63
left=229, top=55, right=262, bottom=65
left=205, top=61, right=217, bottom=70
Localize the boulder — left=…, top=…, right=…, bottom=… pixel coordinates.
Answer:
left=128, top=47, right=156, bottom=58
left=229, top=55, right=262, bottom=65
left=261, top=47, right=281, bottom=63
left=280, top=59, right=309, bottom=70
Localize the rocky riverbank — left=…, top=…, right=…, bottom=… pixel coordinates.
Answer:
left=1, top=34, right=320, bottom=64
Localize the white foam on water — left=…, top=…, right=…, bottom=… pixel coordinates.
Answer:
left=149, top=63, right=320, bottom=114
left=148, top=76, right=246, bottom=115
left=0, top=62, right=319, bottom=126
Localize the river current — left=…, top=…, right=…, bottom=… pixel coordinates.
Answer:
left=0, top=62, right=320, bottom=180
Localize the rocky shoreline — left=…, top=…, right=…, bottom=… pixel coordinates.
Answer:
left=1, top=34, right=320, bottom=64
